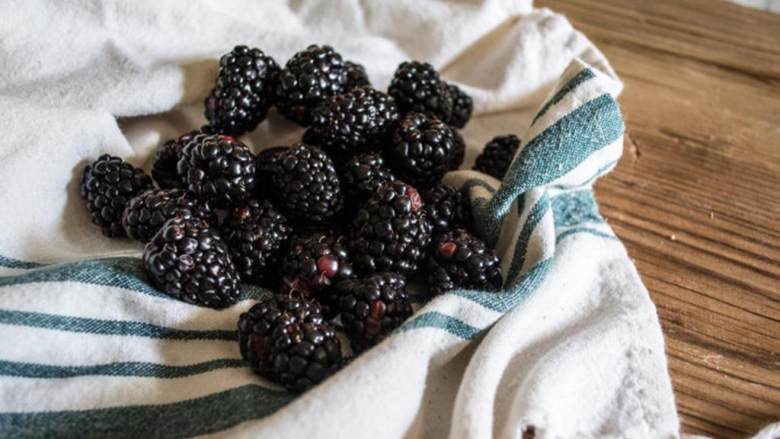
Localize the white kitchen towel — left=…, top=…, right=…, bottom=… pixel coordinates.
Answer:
left=0, top=1, right=689, bottom=438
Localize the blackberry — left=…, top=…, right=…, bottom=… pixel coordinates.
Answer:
left=80, top=154, right=154, bottom=237
left=473, top=134, right=520, bottom=180
left=143, top=217, right=240, bottom=308
left=335, top=272, right=412, bottom=351
left=427, top=229, right=503, bottom=296
left=177, top=134, right=256, bottom=208
left=345, top=61, right=371, bottom=89
left=449, top=129, right=465, bottom=171
left=339, top=153, right=395, bottom=203
left=204, top=46, right=280, bottom=135
left=349, top=181, right=432, bottom=276
left=421, top=184, right=472, bottom=236
left=269, top=143, right=343, bottom=225
left=152, top=130, right=209, bottom=189
left=388, top=61, right=452, bottom=122
left=275, top=45, right=349, bottom=125
left=122, top=189, right=216, bottom=243
left=255, top=145, right=289, bottom=193
left=220, top=199, right=291, bottom=285
left=238, top=295, right=342, bottom=392
left=385, top=112, right=458, bottom=189
left=446, top=83, right=473, bottom=128
left=280, top=233, right=354, bottom=314
left=307, top=86, right=398, bottom=158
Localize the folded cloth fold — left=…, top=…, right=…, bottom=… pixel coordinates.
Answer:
left=0, top=1, right=695, bottom=438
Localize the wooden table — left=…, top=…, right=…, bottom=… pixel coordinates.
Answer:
left=536, top=0, right=780, bottom=437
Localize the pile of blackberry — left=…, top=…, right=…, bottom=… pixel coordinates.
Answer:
left=78, top=44, right=509, bottom=393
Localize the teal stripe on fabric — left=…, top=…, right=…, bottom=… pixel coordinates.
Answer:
left=0, top=384, right=293, bottom=439
left=570, top=158, right=619, bottom=188
left=557, top=227, right=617, bottom=243
left=0, top=309, right=237, bottom=341
left=399, top=311, right=480, bottom=340
left=0, top=255, right=44, bottom=270
left=533, top=68, right=596, bottom=124
left=486, top=93, right=624, bottom=221
left=550, top=190, right=604, bottom=228
left=0, top=358, right=246, bottom=379
left=451, top=258, right=552, bottom=313
left=506, top=194, right=550, bottom=284
left=0, top=256, right=269, bottom=302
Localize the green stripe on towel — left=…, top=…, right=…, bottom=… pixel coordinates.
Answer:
left=0, top=309, right=237, bottom=341
left=0, top=358, right=246, bottom=379
left=533, top=68, right=596, bottom=123
left=400, top=311, right=480, bottom=339
left=505, top=193, right=550, bottom=284
left=0, top=384, right=293, bottom=439
left=0, top=255, right=45, bottom=269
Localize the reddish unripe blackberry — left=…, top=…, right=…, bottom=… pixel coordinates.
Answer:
left=80, top=154, right=154, bottom=237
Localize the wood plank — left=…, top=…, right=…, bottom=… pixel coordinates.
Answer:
left=536, top=0, right=780, bottom=437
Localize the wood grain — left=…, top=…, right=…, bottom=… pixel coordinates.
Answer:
left=536, top=0, right=780, bottom=437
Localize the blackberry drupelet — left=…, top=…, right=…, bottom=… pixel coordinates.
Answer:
left=335, top=272, right=412, bottom=351
left=122, top=189, right=216, bottom=243
left=345, top=60, right=371, bottom=89
left=385, top=112, right=459, bottom=189
left=220, top=199, right=291, bottom=285
left=421, top=184, right=472, bottom=236
left=238, top=295, right=342, bottom=392
left=269, top=143, right=343, bottom=225
left=152, top=130, right=211, bottom=189
left=80, top=154, right=154, bottom=237
left=449, top=129, right=465, bottom=171
left=177, top=133, right=256, bottom=208
left=349, top=180, right=432, bottom=276
left=339, top=153, right=395, bottom=203
left=445, top=83, right=473, bottom=128
left=426, top=228, right=503, bottom=296
left=280, top=233, right=354, bottom=314
left=473, top=134, right=521, bottom=180
left=307, top=86, right=399, bottom=158
left=275, top=45, right=349, bottom=125
left=143, top=217, right=241, bottom=308
left=388, top=61, right=453, bottom=122
left=204, top=46, right=280, bottom=135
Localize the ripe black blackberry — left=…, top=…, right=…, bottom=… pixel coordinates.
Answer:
left=421, top=184, right=472, bottom=236
left=388, top=61, right=452, bottom=122
left=385, top=112, right=459, bottom=189
left=473, top=134, right=521, bottom=180
left=280, top=233, right=353, bottom=314
left=152, top=130, right=210, bottom=189
left=269, top=143, right=343, bottom=225
left=122, top=189, right=216, bottom=243
left=254, top=145, right=289, bottom=194
left=426, top=229, right=503, bottom=296
left=335, top=272, right=412, bottom=351
left=275, top=45, right=349, bottom=125
left=307, top=86, right=398, bottom=158
left=345, top=61, right=371, bottom=89
left=238, top=295, right=342, bottom=392
left=220, top=199, right=291, bottom=285
left=339, top=153, right=395, bottom=203
left=204, top=46, right=280, bottom=135
left=349, top=180, right=432, bottom=276
left=177, top=133, right=256, bottom=208
left=446, top=83, right=473, bottom=128
left=143, top=217, right=240, bottom=308
left=80, top=154, right=154, bottom=237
